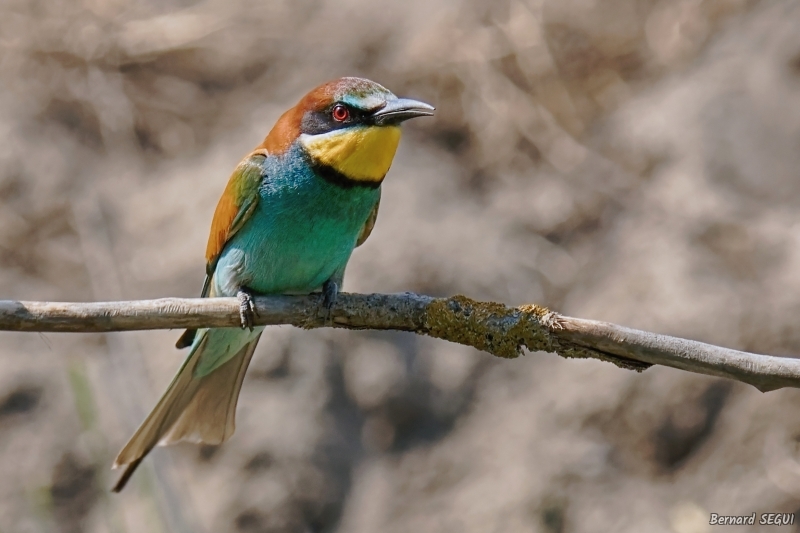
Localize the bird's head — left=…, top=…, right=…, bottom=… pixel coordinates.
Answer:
left=258, top=77, right=434, bottom=186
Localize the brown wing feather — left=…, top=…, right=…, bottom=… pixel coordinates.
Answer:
left=205, top=150, right=266, bottom=268
left=177, top=151, right=266, bottom=350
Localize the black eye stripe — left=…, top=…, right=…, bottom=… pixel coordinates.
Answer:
left=300, top=104, right=375, bottom=135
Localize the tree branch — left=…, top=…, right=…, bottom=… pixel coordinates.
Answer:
left=1, top=293, right=797, bottom=393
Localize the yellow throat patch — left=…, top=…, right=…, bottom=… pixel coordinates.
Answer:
left=300, top=126, right=402, bottom=183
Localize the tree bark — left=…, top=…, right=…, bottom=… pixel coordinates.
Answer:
left=1, top=293, right=798, bottom=392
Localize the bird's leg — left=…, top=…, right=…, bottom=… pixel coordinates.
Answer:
left=318, top=279, right=339, bottom=323
left=322, top=279, right=339, bottom=310
left=237, top=287, right=258, bottom=331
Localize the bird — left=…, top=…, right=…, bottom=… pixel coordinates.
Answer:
left=110, top=77, right=434, bottom=492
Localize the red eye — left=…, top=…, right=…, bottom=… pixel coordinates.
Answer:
left=332, top=104, right=349, bottom=122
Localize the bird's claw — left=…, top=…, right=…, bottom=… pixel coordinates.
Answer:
left=238, top=288, right=258, bottom=331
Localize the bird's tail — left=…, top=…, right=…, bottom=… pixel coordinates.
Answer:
left=111, top=330, right=261, bottom=492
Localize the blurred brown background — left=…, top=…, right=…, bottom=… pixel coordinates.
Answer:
left=2, top=0, right=800, bottom=531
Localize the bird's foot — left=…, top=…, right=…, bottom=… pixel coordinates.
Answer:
left=319, top=280, right=339, bottom=323
left=322, top=279, right=339, bottom=310
left=237, top=287, right=258, bottom=331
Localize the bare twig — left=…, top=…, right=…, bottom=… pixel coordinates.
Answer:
left=1, top=293, right=798, bottom=393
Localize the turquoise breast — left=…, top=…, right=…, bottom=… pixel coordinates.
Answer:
left=213, top=143, right=380, bottom=296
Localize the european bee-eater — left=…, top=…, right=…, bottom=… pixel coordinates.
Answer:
left=111, top=77, right=434, bottom=491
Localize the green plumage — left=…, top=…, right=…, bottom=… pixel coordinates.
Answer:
left=112, top=76, right=433, bottom=492
left=112, top=141, right=380, bottom=491
left=196, top=144, right=380, bottom=376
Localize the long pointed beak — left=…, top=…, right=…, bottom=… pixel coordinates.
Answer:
left=372, top=98, right=435, bottom=125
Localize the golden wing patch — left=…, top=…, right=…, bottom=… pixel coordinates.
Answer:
left=205, top=151, right=266, bottom=271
